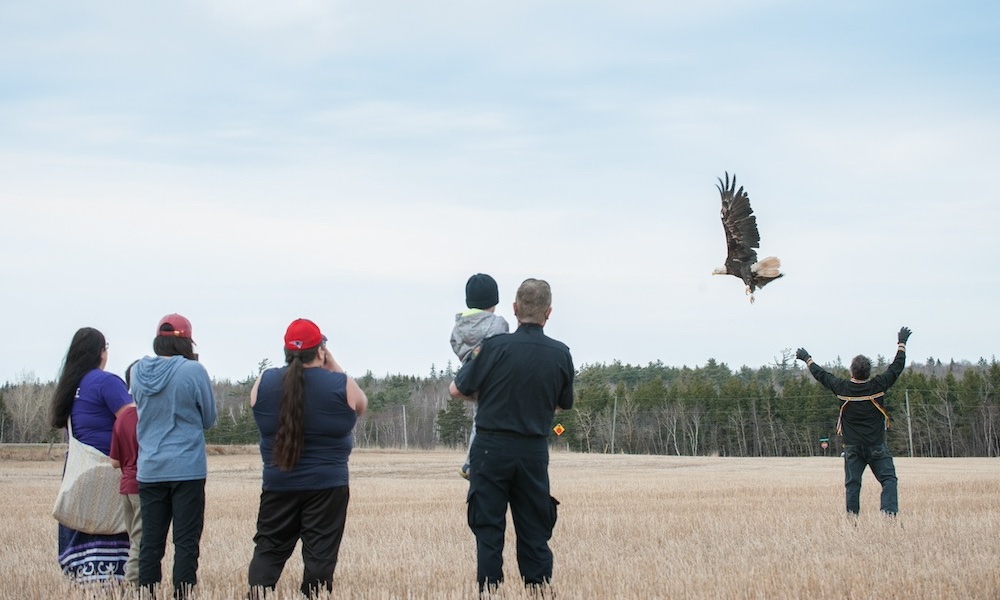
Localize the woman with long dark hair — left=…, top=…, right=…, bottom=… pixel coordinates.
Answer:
left=129, top=313, right=217, bottom=599
left=50, top=326, right=134, bottom=583
left=247, top=318, right=368, bottom=598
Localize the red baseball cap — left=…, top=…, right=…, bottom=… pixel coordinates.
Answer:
left=157, top=313, right=194, bottom=341
left=284, top=318, right=325, bottom=350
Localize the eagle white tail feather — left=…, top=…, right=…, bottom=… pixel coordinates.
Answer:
left=752, top=256, right=782, bottom=278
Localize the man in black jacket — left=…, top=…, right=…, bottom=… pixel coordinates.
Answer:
left=796, top=326, right=912, bottom=515
left=449, top=278, right=574, bottom=593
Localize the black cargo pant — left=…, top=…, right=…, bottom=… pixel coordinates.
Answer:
left=467, top=432, right=559, bottom=592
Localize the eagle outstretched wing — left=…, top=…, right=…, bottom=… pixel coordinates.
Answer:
left=717, top=171, right=760, bottom=269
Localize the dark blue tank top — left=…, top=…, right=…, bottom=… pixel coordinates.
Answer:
left=253, top=366, right=356, bottom=491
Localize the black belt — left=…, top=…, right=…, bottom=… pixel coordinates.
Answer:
left=477, top=428, right=543, bottom=439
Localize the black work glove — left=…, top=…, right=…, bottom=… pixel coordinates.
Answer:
left=795, top=348, right=811, bottom=362
left=898, top=327, right=912, bottom=344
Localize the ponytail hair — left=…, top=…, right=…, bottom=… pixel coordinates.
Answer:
left=152, top=336, right=197, bottom=360
left=272, top=345, right=319, bottom=471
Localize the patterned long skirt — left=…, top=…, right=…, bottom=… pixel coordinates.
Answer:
left=58, top=523, right=129, bottom=583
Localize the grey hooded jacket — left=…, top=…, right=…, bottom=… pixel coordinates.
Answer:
left=450, top=309, right=510, bottom=364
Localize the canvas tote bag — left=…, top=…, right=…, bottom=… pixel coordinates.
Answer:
left=52, top=417, right=126, bottom=535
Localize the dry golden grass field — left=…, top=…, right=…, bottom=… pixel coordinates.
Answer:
left=1, top=446, right=998, bottom=599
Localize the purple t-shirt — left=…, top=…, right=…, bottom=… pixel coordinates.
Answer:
left=70, top=369, right=132, bottom=456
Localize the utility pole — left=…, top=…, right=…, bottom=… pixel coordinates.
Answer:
left=905, top=389, right=913, bottom=458
left=402, top=404, right=408, bottom=450
left=610, top=394, right=618, bottom=454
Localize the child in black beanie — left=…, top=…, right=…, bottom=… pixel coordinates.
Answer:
left=450, top=273, right=509, bottom=479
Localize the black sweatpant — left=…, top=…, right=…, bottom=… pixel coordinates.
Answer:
left=247, top=486, right=350, bottom=598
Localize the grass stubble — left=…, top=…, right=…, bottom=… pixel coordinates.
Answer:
left=1, top=447, right=998, bottom=599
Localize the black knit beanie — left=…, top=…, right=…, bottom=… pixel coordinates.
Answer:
left=465, top=273, right=499, bottom=309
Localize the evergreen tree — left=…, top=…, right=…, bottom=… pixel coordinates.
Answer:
left=437, top=396, right=472, bottom=447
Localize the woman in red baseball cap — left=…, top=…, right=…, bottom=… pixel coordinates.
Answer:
left=129, top=313, right=217, bottom=599
left=246, top=318, right=368, bottom=598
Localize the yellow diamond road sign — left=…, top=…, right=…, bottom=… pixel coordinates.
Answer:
left=553, top=423, right=565, bottom=436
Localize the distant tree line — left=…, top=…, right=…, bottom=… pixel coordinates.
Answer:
left=561, top=354, right=1000, bottom=458
left=2, top=355, right=998, bottom=457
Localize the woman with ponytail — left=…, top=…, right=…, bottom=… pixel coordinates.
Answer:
left=247, top=318, right=368, bottom=598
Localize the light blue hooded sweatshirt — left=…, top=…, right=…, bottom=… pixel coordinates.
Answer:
left=130, top=355, right=217, bottom=483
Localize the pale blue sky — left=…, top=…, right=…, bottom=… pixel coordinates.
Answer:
left=2, top=1, right=998, bottom=384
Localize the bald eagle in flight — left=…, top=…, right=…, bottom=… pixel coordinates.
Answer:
left=712, top=172, right=783, bottom=303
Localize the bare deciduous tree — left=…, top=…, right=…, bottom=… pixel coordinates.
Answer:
left=5, top=371, right=55, bottom=443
